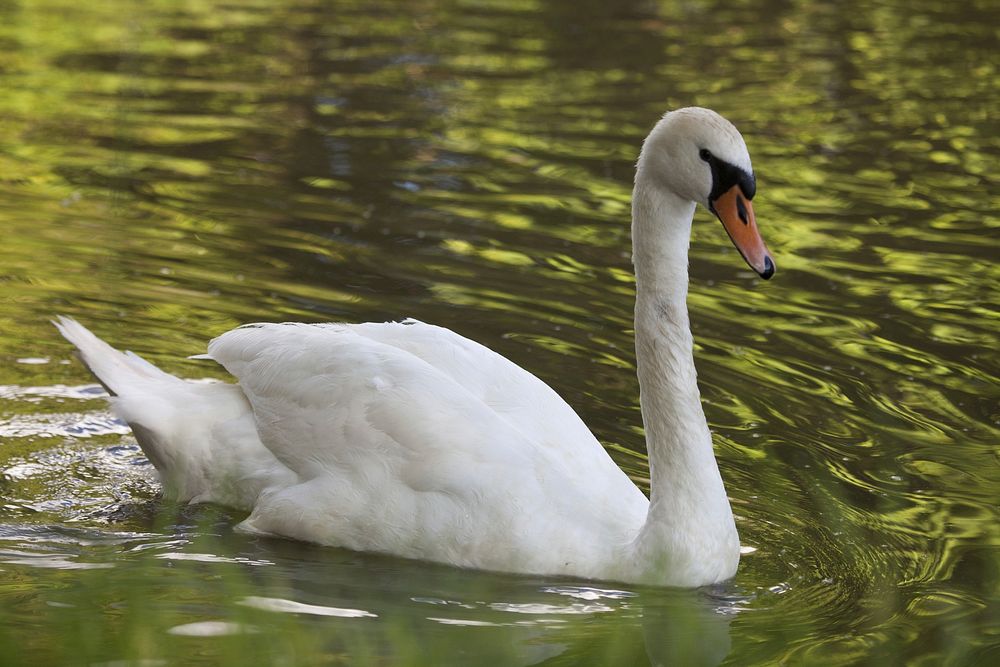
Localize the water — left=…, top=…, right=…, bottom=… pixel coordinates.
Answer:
left=1, top=0, right=997, bottom=664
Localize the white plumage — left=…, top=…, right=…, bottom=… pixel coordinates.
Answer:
left=55, top=107, right=774, bottom=587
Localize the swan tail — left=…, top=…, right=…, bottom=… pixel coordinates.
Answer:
left=54, top=317, right=292, bottom=507
left=53, top=316, right=191, bottom=483
left=53, top=316, right=182, bottom=396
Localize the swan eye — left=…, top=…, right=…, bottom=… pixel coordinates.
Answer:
left=699, top=148, right=712, bottom=162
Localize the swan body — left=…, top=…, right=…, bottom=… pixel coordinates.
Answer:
left=56, top=107, right=773, bottom=587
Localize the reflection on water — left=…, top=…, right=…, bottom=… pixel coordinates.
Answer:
left=0, top=518, right=738, bottom=666
left=0, top=0, right=997, bottom=664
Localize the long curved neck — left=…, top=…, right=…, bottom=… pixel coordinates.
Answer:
left=629, top=174, right=737, bottom=581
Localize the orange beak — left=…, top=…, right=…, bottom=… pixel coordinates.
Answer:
left=711, top=185, right=774, bottom=279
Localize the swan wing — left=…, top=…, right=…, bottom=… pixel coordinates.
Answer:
left=204, top=322, right=645, bottom=569
left=346, top=319, right=625, bottom=478
left=206, top=321, right=588, bottom=479
left=347, top=320, right=646, bottom=512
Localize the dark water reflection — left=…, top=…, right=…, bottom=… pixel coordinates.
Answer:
left=0, top=0, right=997, bottom=664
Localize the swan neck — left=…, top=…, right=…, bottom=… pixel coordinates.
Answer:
left=629, top=175, right=738, bottom=580
left=631, top=180, right=713, bottom=501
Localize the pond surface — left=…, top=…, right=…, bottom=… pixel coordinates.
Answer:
left=1, top=0, right=997, bottom=664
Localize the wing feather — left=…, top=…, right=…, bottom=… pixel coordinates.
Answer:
left=205, top=321, right=646, bottom=566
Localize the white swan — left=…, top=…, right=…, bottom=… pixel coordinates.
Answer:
left=55, top=107, right=773, bottom=587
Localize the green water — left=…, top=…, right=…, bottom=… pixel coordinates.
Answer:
left=1, top=0, right=997, bottom=664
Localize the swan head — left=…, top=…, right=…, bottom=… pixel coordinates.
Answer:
left=637, top=107, right=774, bottom=279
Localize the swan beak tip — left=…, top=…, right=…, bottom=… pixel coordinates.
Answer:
left=760, top=255, right=775, bottom=280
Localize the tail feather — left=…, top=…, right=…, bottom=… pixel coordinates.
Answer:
left=52, top=316, right=180, bottom=396
left=52, top=316, right=276, bottom=505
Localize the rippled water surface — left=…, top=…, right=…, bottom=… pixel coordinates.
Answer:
left=1, top=0, right=997, bottom=664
